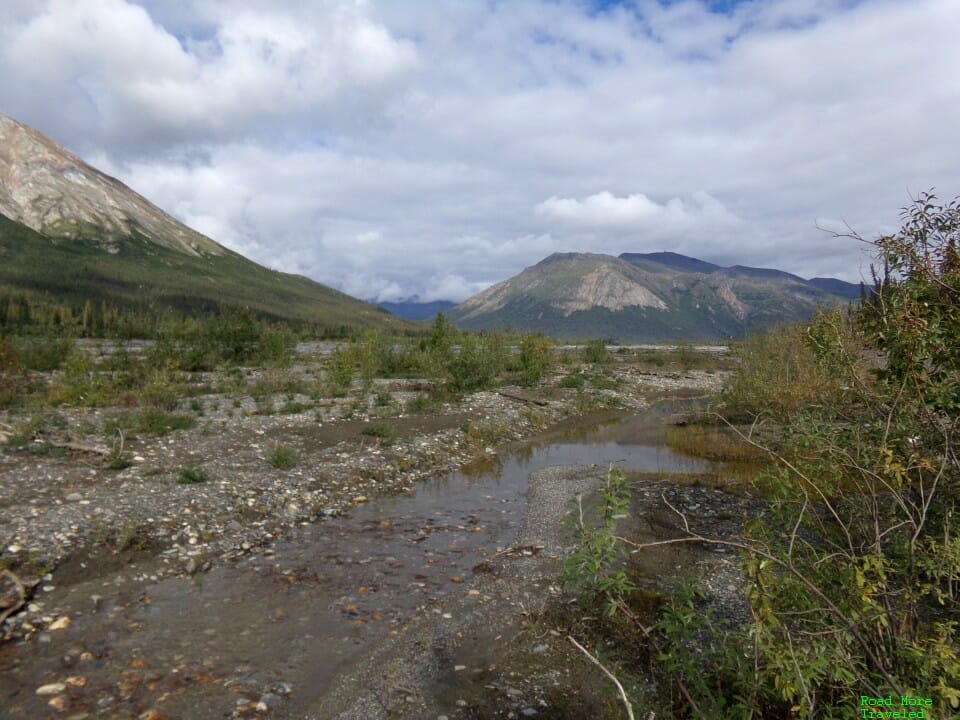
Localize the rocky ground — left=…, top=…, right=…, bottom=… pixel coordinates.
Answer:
left=0, top=348, right=740, bottom=718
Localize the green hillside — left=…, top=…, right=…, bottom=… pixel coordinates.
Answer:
left=0, top=212, right=409, bottom=333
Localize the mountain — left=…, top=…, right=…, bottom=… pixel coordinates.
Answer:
left=447, top=251, right=856, bottom=342
left=378, top=299, right=456, bottom=321
left=808, top=277, right=862, bottom=299
left=0, top=113, right=408, bottom=331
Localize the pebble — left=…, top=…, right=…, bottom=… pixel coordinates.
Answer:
left=256, top=692, right=281, bottom=711
left=49, top=616, right=71, bottom=630
left=36, top=682, right=67, bottom=695
left=532, top=644, right=548, bottom=654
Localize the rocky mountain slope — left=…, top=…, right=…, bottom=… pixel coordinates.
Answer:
left=448, top=251, right=859, bottom=341
left=0, top=113, right=407, bottom=330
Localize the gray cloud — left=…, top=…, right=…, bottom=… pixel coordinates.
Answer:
left=2, top=0, right=959, bottom=302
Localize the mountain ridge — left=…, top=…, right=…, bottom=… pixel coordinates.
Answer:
left=448, top=251, right=857, bottom=342
left=0, top=113, right=409, bottom=332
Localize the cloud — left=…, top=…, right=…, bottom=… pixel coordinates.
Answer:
left=2, top=0, right=959, bottom=300
left=536, top=190, right=742, bottom=229
left=1, top=0, right=417, bottom=152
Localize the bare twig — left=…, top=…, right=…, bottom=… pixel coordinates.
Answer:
left=568, top=635, right=635, bottom=720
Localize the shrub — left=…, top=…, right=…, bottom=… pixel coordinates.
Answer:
left=177, top=466, right=206, bottom=484
left=559, top=372, right=585, bottom=391
left=267, top=445, right=299, bottom=469
left=135, top=409, right=196, bottom=435
left=562, top=467, right=635, bottom=614
left=516, top=333, right=554, bottom=387
left=671, top=194, right=960, bottom=717
left=720, top=320, right=843, bottom=420
left=582, top=339, right=611, bottom=365
left=361, top=422, right=395, bottom=441
left=326, top=346, right=355, bottom=393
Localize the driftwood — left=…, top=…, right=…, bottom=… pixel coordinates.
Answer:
left=43, top=440, right=112, bottom=456
left=492, top=544, right=545, bottom=559
left=0, top=569, right=27, bottom=626
left=495, top=390, right=549, bottom=406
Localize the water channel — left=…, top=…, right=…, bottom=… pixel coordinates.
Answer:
left=0, top=402, right=730, bottom=719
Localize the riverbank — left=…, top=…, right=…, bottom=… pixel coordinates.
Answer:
left=1, top=348, right=734, bottom=718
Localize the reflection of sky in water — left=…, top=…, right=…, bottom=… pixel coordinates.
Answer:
left=417, top=409, right=715, bottom=505
left=507, top=440, right=711, bottom=475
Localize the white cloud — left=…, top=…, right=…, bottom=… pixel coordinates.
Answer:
left=536, top=191, right=742, bottom=230
left=0, top=0, right=417, bottom=151
left=2, top=0, right=959, bottom=299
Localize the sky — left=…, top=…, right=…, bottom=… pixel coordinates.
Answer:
left=2, top=0, right=959, bottom=302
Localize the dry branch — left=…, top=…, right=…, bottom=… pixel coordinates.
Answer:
left=496, top=390, right=550, bottom=406
left=568, top=635, right=635, bottom=720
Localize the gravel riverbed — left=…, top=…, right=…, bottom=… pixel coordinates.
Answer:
left=1, top=356, right=738, bottom=718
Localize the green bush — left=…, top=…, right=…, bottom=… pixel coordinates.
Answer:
left=177, top=465, right=206, bottom=484
left=559, top=372, right=585, bottom=391
left=582, top=339, right=611, bottom=365
left=720, top=320, right=843, bottom=420
left=7, top=335, right=74, bottom=372
left=671, top=194, right=960, bottom=717
left=267, top=445, right=299, bottom=469
left=326, top=346, right=355, bottom=393
left=361, top=422, right=395, bottom=441
left=562, top=467, right=635, bottom=614
left=135, top=409, right=196, bottom=435
left=567, top=195, right=960, bottom=718
left=516, top=333, right=554, bottom=387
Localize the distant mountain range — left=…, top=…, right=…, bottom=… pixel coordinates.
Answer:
left=0, top=113, right=862, bottom=342
left=447, top=251, right=860, bottom=342
left=0, top=113, right=408, bottom=332
left=377, top=299, right=456, bottom=321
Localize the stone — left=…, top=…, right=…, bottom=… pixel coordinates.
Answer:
left=36, top=682, right=67, bottom=695
left=49, top=616, right=71, bottom=631
left=256, top=693, right=281, bottom=712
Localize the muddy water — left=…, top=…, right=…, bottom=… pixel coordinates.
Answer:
left=0, top=405, right=715, bottom=719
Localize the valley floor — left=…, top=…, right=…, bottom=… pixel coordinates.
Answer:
left=0, top=347, right=735, bottom=718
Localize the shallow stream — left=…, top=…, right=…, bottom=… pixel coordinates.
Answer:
left=0, top=403, right=726, bottom=719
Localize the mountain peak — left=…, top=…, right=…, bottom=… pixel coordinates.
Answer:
left=0, top=113, right=223, bottom=257
left=450, top=250, right=857, bottom=341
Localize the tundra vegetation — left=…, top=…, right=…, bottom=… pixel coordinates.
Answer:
left=563, top=193, right=960, bottom=718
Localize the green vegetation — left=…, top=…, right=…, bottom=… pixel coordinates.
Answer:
left=582, top=339, right=611, bottom=364
left=266, top=445, right=299, bottom=470
left=559, top=372, right=586, bottom=391
left=360, top=422, right=396, bottom=442
left=562, top=467, right=635, bottom=614
left=0, top=212, right=410, bottom=336
left=177, top=466, right=207, bottom=485
left=564, top=193, right=960, bottom=718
